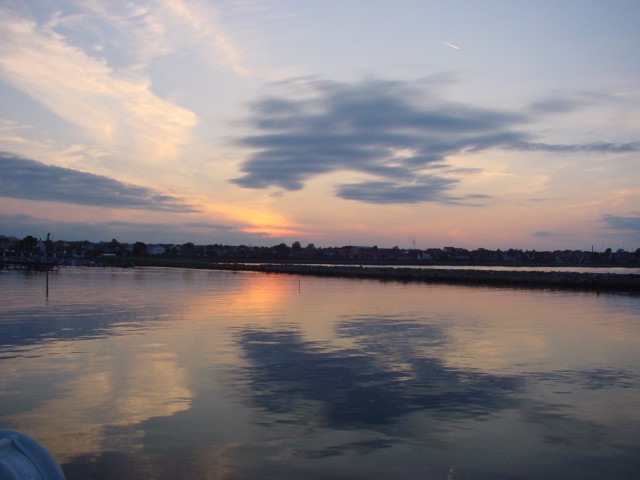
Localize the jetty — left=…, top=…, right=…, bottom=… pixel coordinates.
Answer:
left=203, top=263, right=640, bottom=293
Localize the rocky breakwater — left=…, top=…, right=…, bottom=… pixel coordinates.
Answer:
left=209, top=263, right=640, bottom=293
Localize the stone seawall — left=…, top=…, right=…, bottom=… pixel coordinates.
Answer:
left=205, top=263, right=640, bottom=293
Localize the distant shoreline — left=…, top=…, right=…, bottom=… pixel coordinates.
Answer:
left=4, top=258, right=639, bottom=292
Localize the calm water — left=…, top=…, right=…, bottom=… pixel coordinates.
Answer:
left=1, top=267, right=639, bottom=480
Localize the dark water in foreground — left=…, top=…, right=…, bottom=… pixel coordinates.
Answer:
left=1, top=267, right=639, bottom=480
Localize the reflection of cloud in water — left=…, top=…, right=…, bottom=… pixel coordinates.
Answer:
left=444, top=327, right=549, bottom=372
left=0, top=268, right=294, bottom=358
left=7, top=340, right=192, bottom=463
left=0, top=304, right=162, bottom=354
left=523, top=366, right=640, bottom=447
left=55, top=313, right=640, bottom=480
left=292, top=437, right=399, bottom=459
left=62, top=443, right=243, bottom=480
left=235, top=315, right=524, bottom=429
left=534, top=368, right=639, bottom=391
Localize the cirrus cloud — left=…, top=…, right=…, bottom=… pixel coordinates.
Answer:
left=0, top=5, right=197, bottom=162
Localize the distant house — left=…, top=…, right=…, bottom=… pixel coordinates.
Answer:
left=35, top=240, right=47, bottom=254
left=503, top=250, right=521, bottom=264
left=417, top=251, right=432, bottom=261
left=359, top=248, right=379, bottom=262
left=454, top=249, right=471, bottom=261
left=146, top=244, right=166, bottom=255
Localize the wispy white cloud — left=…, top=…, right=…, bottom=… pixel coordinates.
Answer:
left=0, top=119, right=32, bottom=145
left=76, top=0, right=250, bottom=75
left=0, top=5, right=196, bottom=163
left=160, top=0, right=250, bottom=75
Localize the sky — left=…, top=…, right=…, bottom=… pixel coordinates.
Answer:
left=1, top=0, right=639, bottom=250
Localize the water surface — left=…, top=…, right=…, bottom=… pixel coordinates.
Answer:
left=1, top=267, right=639, bottom=479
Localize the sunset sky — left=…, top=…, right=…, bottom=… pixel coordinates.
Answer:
left=1, top=0, right=639, bottom=250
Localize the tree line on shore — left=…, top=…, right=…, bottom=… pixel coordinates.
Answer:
left=2, top=234, right=639, bottom=267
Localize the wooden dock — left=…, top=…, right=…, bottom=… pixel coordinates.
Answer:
left=0, top=259, right=60, bottom=272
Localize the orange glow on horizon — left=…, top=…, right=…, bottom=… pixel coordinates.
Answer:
left=242, top=226, right=302, bottom=237
left=202, top=202, right=303, bottom=238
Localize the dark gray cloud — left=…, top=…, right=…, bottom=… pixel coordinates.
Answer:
left=231, top=79, right=640, bottom=205
left=601, top=214, right=640, bottom=232
left=534, top=230, right=572, bottom=239
left=232, top=79, right=527, bottom=203
left=0, top=152, right=196, bottom=212
left=337, top=180, right=493, bottom=205
left=0, top=213, right=264, bottom=245
left=336, top=178, right=456, bottom=204
left=523, top=141, right=640, bottom=153
left=528, top=97, right=590, bottom=115
left=181, top=221, right=235, bottom=230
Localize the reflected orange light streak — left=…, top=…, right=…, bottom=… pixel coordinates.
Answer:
left=180, top=272, right=294, bottom=324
